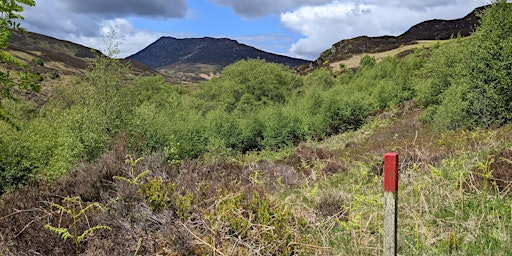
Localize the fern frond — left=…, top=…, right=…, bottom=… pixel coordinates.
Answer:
left=113, top=175, right=133, bottom=184
left=62, top=196, right=81, bottom=204
left=49, top=203, right=72, bottom=215
left=133, top=170, right=151, bottom=184
left=44, top=224, right=71, bottom=241
left=76, top=225, right=112, bottom=244
left=500, top=157, right=512, bottom=165
left=76, top=202, right=103, bottom=219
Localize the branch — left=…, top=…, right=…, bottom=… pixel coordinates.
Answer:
left=179, top=222, right=226, bottom=256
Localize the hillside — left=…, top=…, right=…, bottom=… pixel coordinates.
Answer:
left=299, top=5, right=484, bottom=73
left=3, top=30, right=165, bottom=105
left=1, top=2, right=512, bottom=255
left=126, top=37, right=309, bottom=82
left=7, top=30, right=158, bottom=78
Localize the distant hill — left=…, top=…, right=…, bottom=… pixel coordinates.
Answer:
left=2, top=4, right=489, bottom=84
left=126, top=37, right=309, bottom=82
left=7, top=30, right=157, bottom=77
left=3, top=30, right=162, bottom=105
left=299, top=5, right=486, bottom=73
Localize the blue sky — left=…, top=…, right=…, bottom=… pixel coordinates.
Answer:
left=21, top=0, right=490, bottom=60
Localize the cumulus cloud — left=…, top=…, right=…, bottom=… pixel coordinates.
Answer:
left=20, top=0, right=182, bottom=57
left=66, top=19, right=163, bottom=58
left=280, top=0, right=490, bottom=60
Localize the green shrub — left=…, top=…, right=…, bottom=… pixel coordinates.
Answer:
left=359, top=55, right=376, bottom=68
left=259, top=106, right=302, bottom=149
left=426, top=1, right=512, bottom=130
left=320, top=92, right=371, bottom=135
left=31, top=57, right=44, bottom=67
left=139, top=176, right=177, bottom=212
left=196, top=59, right=303, bottom=115
left=415, top=39, right=467, bottom=107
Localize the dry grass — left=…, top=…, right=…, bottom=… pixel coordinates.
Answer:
left=329, top=40, right=448, bottom=71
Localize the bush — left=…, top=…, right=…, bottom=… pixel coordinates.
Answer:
left=426, top=1, right=512, bottom=130
left=320, top=91, right=371, bottom=135
left=196, top=59, right=303, bottom=114
left=259, top=106, right=302, bottom=149
left=415, top=39, right=467, bottom=107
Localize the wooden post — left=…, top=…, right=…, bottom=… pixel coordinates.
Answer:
left=383, top=152, right=398, bottom=256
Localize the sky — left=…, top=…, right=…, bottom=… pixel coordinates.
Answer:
left=20, top=0, right=491, bottom=60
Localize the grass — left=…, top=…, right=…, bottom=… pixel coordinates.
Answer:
left=157, top=63, right=222, bottom=81
left=329, top=40, right=450, bottom=71
left=283, top=104, right=512, bottom=255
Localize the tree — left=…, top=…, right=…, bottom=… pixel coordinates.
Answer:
left=429, top=0, right=512, bottom=130
left=84, top=31, right=131, bottom=135
left=462, top=0, right=512, bottom=128
left=0, top=0, right=38, bottom=124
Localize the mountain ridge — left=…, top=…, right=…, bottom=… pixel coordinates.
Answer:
left=300, top=5, right=486, bottom=72
left=127, top=36, right=309, bottom=68
left=126, top=36, right=310, bottom=82
left=3, top=5, right=490, bottom=83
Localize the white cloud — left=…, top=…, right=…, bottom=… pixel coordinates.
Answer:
left=20, top=0, right=169, bottom=58
left=65, top=19, right=162, bottom=58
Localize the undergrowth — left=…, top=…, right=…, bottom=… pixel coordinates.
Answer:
left=0, top=104, right=512, bottom=255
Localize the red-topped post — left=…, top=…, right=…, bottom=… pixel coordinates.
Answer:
left=383, top=152, right=398, bottom=256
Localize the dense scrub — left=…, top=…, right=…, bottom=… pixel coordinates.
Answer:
left=1, top=1, right=512, bottom=255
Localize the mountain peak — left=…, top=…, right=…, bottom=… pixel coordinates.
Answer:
left=126, top=36, right=309, bottom=81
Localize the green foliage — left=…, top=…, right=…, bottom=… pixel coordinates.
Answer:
left=139, top=176, right=176, bottom=212
left=85, top=51, right=131, bottom=135
left=303, top=68, right=336, bottom=90
left=30, top=57, right=44, bottom=67
left=202, top=192, right=315, bottom=255
left=204, top=109, right=242, bottom=151
left=138, top=176, right=194, bottom=218
left=415, top=39, right=467, bottom=107
left=0, top=0, right=39, bottom=125
left=0, top=0, right=35, bottom=48
left=462, top=0, right=512, bottom=127
left=196, top=59, right=302, bottom=114
left=176, top=191, right=194, bottom=219
left=426, top=1, right=512, bottom=130
left=44, top=196, right=112, bottom=256
left=319, top=91, right=372, bottom=135
left=164, top=136, right=181, bottom=165
left=259, top=106, right=301, bottom=149
left=359, top=55, right=376, bottom=68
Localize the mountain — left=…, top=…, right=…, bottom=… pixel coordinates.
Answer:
left=300, top=5, right=486, bottom=73
left=7, top=30, right=158, bottom=77
left=126, top=37, right=309, bottom=82
left=2, top=4, right=487, bottom=85
left=3, top=30, right=163, bottom=105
